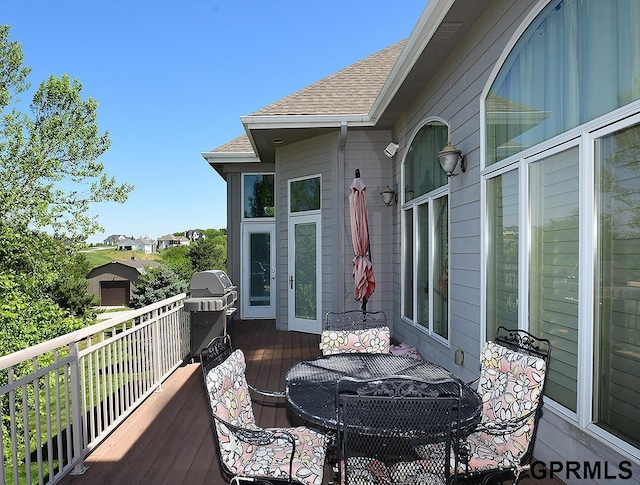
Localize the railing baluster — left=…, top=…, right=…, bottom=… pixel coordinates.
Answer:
left=0, top=294, right=187, bottom=485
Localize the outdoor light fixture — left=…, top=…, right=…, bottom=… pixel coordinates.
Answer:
left=383, top=142, right=399, bottom=158
left=438, top=141, right=466, bottom=176
left=380, top=186, right=397, bottom=206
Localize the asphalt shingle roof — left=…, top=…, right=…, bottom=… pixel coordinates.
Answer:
left=211, top=40, right=406, bottom=155
left=250, top=40, right=406, bottom=116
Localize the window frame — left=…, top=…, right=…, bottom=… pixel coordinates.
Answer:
left=241, top=173, right=276, bottom=221
left=480, top=0, right=640, bottom=458
left=401, top=118, right=451, bottom=345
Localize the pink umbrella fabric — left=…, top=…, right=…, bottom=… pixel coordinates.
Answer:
left=349, top=174, right=375, bottom=309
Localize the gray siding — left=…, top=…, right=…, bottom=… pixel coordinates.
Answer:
left=386, top=0, right=640, bottom=481
left=276, top=134, right=336, bottom=331
left=274, top=129, right=394, bottom=331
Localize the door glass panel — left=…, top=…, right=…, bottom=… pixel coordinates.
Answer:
left=594, top=123, right=640, bottom=447
left=294, top=222, right=317, bottom=319
left=249, top=232, right=270, bottom=307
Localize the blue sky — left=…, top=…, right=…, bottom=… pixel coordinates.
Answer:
left=3, top=1, right=426, bottom=244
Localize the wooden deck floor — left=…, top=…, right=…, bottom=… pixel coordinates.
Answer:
left=59, top=319, right=563, bottom=485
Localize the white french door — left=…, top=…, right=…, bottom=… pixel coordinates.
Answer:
left=241, top=223, right=275, bottom=319
left=287, top=213, right=322, bottom=334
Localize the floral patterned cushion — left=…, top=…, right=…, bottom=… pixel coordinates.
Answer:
left=459, top=341, right=546, bottom=474
left=319, top=327, right=390, bottom=355
left=205, top=349, right=256, bottom=429
left=206, top=349, right=327, bottom=484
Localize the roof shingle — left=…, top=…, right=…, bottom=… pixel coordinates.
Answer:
left=250, top=39, right=406, bottom=116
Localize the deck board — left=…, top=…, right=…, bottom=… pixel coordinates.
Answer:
left=59, top=319, right=563, bottom=485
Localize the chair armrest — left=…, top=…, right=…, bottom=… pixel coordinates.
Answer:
left=248, top=383, right=286, bottom=398
left=214, top=415, right=297, bottom=448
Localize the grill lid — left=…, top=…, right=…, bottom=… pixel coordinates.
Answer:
left=189, top=270, right=236, bottom=297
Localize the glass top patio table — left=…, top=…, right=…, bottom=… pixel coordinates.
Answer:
left=285, top=353, right=482, bottom=433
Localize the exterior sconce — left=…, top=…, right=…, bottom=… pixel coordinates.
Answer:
left=380, top=186, right=397, bottom=206
left=438, top=141, right=466, bottom=176
left=383, top=142, right=399, bottom=158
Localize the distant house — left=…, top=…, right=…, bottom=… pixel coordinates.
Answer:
left=185, top=229, right=206, bottom=241
left=103, top=234, right=127, bottom=246
left=156, top=234, right=190, bottom=250
left=87, top=260, right=160, bottom=306
left=117, top=238, right=156, bottom=253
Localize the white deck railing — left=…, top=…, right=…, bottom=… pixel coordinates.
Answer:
left=0, top=294, right=190, bottom=485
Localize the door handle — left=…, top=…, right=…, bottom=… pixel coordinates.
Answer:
left=289, top=275, right=294, bottom=289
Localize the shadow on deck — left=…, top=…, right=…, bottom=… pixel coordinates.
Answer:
left=59, top=319, right=564, bottom=485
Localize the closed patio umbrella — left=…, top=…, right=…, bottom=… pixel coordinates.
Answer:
left=349, top=169, right=375, bottom=312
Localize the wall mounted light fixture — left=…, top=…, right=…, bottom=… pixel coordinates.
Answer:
left=380, top=186, right=397, bottom=206
left=383, top=142, right=399, bottom=158
left=438, top=141, right=466, bottom=176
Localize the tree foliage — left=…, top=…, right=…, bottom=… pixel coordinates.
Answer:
left=0, top=25, right=134, bottom=240
left=0, top=25, right=133, bottom=355
left=188, top=236, right=227, bottom=273
left=133, top=265, right=188, bottom=308
left=159, top=245, right=193, bottom=283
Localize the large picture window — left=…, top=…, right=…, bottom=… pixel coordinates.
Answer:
left=486, top=0, right=640, bottom=166
left=484, top=0, right=640, bottom=453
left=594, top=123, right=640, bottom=448
left=402, top=120, right=449, bottom=340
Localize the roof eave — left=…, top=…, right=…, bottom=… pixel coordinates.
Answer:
left=369, top=0, right=454, bottom=123
left=201, top=151, right=258, bottom=163
left=240, top=113, right=374, bottom=130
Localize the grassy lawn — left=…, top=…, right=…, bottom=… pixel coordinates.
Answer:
left=83, top=248, right=161, bottom=268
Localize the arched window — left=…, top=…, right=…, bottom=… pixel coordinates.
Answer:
left=403, top=120, right=448, bottom=202
left=402, top=120, right=449, bottom=341
left=484, top=0, right=640, bottom=449
left=486, top=0, right=640, bottom=165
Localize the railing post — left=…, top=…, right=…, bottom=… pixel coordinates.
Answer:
left=69, top=341, right=88, bottom=475
left=152, top=308, right=163, bottom=392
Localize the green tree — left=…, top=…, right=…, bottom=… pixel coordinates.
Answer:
left=133, top=265, right=188, bottom=308
left=0, top=24, right=134, bottom=351
left=188, top=237, right=227, bottom=273
left=159, top=245, right=193, bottom=283
left=0, top=25, right=133, bottom=240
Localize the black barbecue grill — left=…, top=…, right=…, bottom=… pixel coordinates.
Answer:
left=184, top=270, right=237, bottom=358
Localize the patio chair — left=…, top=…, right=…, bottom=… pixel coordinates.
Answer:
left=203, top=348, right=328, bottom=484
left=320, top=310, right=390, bottom=355
left=336, top=375, right=463, bottom=484
left=456, top=326, right=552, bottom=484
left=201, top=334, right=287, bottom=399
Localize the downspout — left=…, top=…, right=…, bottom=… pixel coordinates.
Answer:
left=337, top=121, right=348, bottom=311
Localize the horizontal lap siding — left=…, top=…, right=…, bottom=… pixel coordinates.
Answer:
left=276, top=134, right=335, bottom=329
left=388, top=2, right=524, bottom=379
left=343, top=130, right=394, bottom=314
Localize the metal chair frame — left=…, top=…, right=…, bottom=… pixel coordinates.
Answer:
left=458, top=326, right=552, bottom=485
left=324, top=310, right=387, bottom=332
left=200, top=338, right=310, bottom=484
left=336, top=375, right=463, bottom=484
